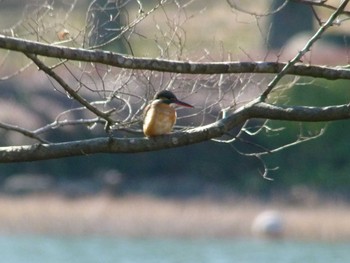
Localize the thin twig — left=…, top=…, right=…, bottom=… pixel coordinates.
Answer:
left=0, top=122, right=49, bottom=143
left=226, top=0, right=289, bottom=17
left=33, top=118, right=103, bottom=135
left=90, top=0, right=169, bottom=50
left=293, top=0, right=350, bottom=16
left=265, top=127, right=326, bottom=155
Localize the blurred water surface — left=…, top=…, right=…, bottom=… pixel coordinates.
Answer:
left=0, top=235, right=349, bottom=263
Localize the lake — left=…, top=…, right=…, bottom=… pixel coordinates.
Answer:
left=0, top=235, right=349, bottom=263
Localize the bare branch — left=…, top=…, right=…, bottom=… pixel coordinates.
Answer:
left=249, top=102, right=350, bottom=122
left=25, top=53, right=115, bottom=128
left=1, top=34, right=350, bottom=81
left=261, top=0, right=350, bottom=100
left=2, top=101, right=350, bottom=162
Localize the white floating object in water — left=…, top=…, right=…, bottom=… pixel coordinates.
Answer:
left=251, top=210, right=284, bottom=238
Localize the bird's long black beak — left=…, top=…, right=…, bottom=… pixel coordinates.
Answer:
left=173, top=99, right=193, bottom=108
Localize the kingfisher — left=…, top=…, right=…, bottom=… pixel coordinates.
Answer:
left=143, top=90, right=193, bottom=137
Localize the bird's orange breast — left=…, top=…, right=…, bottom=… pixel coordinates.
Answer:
left=143, top=102, right=176, bottom=137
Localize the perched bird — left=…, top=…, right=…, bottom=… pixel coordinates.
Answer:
left=143, top=90, right=193, bottom=137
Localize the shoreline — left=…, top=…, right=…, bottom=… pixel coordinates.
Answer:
left=0, top=194, right=349, bottom=241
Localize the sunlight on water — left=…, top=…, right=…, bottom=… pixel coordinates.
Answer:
left=0, top=235, right=349, bottom=263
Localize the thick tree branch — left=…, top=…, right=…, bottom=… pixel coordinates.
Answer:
left=248, top=102, right=350, bottom=122
left=1, top=101, right=350, bottom=163
left=1, top=34, right=350, bottom=80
